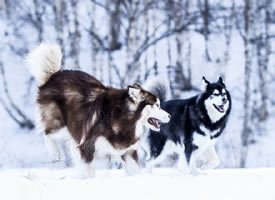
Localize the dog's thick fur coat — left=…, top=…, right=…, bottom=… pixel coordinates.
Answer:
left=143, top=77, right=231, bottom=175
left=25, top=43, right=170, bottom=177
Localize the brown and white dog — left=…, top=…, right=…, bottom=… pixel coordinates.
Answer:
left=25, top=43, right=170, bottom=178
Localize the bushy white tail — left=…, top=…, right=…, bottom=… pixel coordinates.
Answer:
left=143, top=77, right=171, bottom=102
left=25, top=43, right=62, bottom=86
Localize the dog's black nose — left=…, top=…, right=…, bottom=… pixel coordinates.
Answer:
left=222, top=97, right=227, bottom=103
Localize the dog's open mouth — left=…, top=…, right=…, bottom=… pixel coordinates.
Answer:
left=148, top=118, right=162, bottom=129
left=214, top=104, right=225, bottom=113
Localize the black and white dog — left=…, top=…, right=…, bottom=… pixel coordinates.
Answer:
left=142, top=77, right=231, bottom=175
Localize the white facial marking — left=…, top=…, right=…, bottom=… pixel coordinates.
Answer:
left=156, top=99, right=160, bottom=108
left=204, top=92, right=229, bottom=123
left=138, top=98, right=170, bottom=132
left=213, top=89, right=219, bottom=95
left=222, top=89, right=226, bottom=94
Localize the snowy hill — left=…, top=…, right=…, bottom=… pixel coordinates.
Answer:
left=1, top=168, right=274, bottom=200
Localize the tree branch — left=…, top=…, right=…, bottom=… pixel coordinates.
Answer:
left=0, top=62, right=34, bottom=130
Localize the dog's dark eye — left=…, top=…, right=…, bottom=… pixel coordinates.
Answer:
left=213, top=93, right=219, bottom=96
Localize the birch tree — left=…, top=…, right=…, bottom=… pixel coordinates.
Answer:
left=239, top=0, right=254, bottom=168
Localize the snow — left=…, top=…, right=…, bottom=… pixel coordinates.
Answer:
left=0, top=168, right=274, bottom=200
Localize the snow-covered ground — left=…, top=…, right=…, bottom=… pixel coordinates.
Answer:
left=1, top=168, right=274, bottom=200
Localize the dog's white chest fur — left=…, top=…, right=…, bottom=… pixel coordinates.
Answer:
left=95, top=136, right=137, bottom=158
left=193, top=126, right=219, bottom=150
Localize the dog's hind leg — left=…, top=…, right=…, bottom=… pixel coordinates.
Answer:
left=44, top=127, right=71, bottom=162
left=70, top=140, right=96, bottom=178
left=44, top=134, right=63, bottom=161
left=145, top=140, right=176, bottom=173
left=201, top=145, right=220, bottom=170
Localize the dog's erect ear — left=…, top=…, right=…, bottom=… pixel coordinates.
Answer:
left=201, top=76, right=210, bottom=92
left=132, top=83, right=142, bottom=89
left=217, top=76, right=225, bottom=86
left=128, top=85, right=144, bottom=103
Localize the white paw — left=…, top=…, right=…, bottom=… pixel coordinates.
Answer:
left=144, top=166, right=152, bottom=174
left=201, top=160, right=220, bottom=170
left=191, top=167, right=207, bottom=176
left=125, top=164, right=141, bottom=176
left=124, top=158, right=141, bottom=176
left=177, top=167, right=190, bottom=175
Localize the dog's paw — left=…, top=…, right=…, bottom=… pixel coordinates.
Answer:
left=191, top=167, right=207, bottom=176
left=124, top=159, right=141, bottom=176
left=144, top=165, right=153, bottom=174
left=201, top=160, right=220, bottom=170
left=177, top=167, right=190, bottom=175
left=125, top=165, right=141, bottom=176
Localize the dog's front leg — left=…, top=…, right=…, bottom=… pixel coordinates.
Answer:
left=122, top=150, right=141, bottom=176
left=177, top=154, right=190, bottom=174
left=188, top=148, right=207, bottom=175
left=201, top=145, right=220, bottom=170
left=71, top=140, right=96, bottom=179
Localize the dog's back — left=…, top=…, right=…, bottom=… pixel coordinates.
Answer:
left=37, top=70, right=107, bottom=142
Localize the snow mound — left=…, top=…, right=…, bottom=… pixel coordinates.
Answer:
left=0, top=168, right=274, bottom=200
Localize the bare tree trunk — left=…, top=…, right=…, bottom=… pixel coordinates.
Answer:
left=33, top=0, right=43, bottom=42
left=240, top=0, right=253, bottom=168
left=0, top=0, right=6, bottom=9
left=182, top=0, right=192, bottom=90
left=220, top=1, right=234, bottom=79
left=70, top=0, right=81, bottom=69
left=257, top=0, right=270, bottom=122
left=152, top=6, right=158, bottom=76
left=142, top=0, right=150, bottom=82
left=173, top=0, right=185, bottom=98
left=54, top=0, right=66, bottom=66
left=250, top=0, right=271, bottom=137
left=90, top=0, right=98, bottom=77
left=200, top=0, right=211, bottom=61
left=172, top=0, right=193, bottom=98
left=106, top=0, right=121, bottom=85
left=1, top=0, right=10, bottom=16
left=123, top=0, right=140, bottom=86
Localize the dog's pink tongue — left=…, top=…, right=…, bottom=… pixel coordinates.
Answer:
left=153, top=119, right=159, bottom=129
left=219, top=105, right=224, bottom=111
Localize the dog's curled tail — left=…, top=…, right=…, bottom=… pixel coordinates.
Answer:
left=144, top=77, right=170, bottom=102
left=25, top=43, right=62, bottom=86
